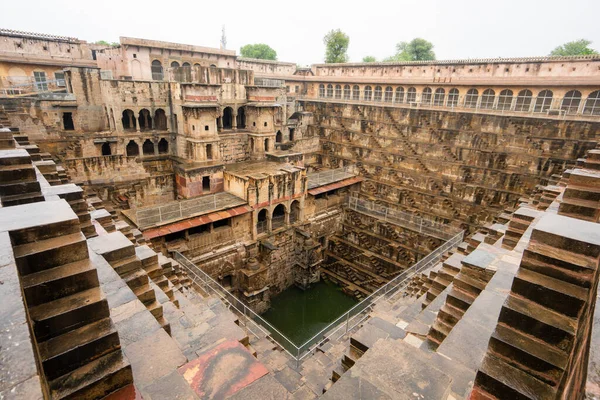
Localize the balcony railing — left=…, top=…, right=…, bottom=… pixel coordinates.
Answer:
left=0, top=77, right=66, bottom=97
left=301, top=93, right=600, bottom=119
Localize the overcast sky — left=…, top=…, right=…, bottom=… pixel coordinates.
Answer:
left=4, top=0, right=599, bottom=65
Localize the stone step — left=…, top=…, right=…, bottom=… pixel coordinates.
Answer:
left=21, top=259, right=98, bottom=306
left=49, top=349, right=133, bottom=400
left=452, top=272, right=488, bottom=295
left=0, top=149, right=30, bottom=166
left=489, top=323, right=568, bottom=381
left=0, top=190, right=44, bottom=207
left=14, top=232, right=88, bottom=275
left=520, top=247, right=595, bottom=289
left=0, top=172, right=37, bottom=191
left=446, top=286, right=476, bottom=311
left=512, top=267, right=588, bottom=318
left=498, top=294, right=576, bottom=354
left=147, top=300, right=163, bottom=318
left=437, top=303, right=464, bottom=326
left=29, top=286, right=109, bottom=342
left=123, top=268, right=149, bottom=290
left=475, top=353, right=555, bottom=400
left=0, top=163, right=36, bottom=184
left=112, top=255, right=142, bottom=276
left=39, top=317, right=120, bottom=381
left=134, top=284, right=156, bottom=304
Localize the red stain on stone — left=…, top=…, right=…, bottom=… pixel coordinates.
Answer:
left=103, top=384, right=143, bottom=400
left=178, top=340, right=268, bottom=399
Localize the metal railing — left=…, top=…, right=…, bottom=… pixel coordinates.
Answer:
left=347, top=195, right=460, bottom=240
left=254, top=77, right=285, bottom=87
left=172, top=224, right=464, bottom=363
left=300, top=93, right=600, bottom=120
left=135, top=192, right=244, bottom=229
left=1, top=77, right=66, bottom=96
left=307, top=166, right=355, bottom=189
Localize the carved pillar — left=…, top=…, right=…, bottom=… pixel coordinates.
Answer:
left=134, top=112, right=140, bottom=133
left=232, top=109, right=238, bottom=130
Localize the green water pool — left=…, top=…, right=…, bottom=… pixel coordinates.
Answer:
left=260, top=280, right=358, bottom=346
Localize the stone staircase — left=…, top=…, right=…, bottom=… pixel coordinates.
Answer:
left=88, top=232, right=171, bottom=334
left=3, top=199, right=133, bottom=399
left=473, top=213, right=600, bottom=399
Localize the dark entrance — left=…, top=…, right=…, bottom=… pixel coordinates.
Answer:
left=63, top=112, right=74, bottom=130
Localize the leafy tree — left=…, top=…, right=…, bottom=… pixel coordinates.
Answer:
left=94, top=40, right=119, bottom=47
left=385, top=38, right=435, bottom=62
left=324, top=29, right=349, bottom=63
left=240, top=44, right=277, bottom=60
left=550, top=39, right=598, bottom=56
left=362, top=56, right=377, bottom=63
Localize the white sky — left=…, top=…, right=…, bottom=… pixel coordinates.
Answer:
left=3, top=0, right=599, bottom=65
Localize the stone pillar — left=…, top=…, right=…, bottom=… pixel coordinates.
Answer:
left=154, top=140, right=158, bottom=155
left=217, top=116, right=223, bottom=132
left=232, top=109, right=238, bottom=130
left=135, top=112, right=140, bottom=133
left=267, top=215, right=272, bottom=233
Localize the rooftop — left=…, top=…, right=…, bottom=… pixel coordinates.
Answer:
left=225, top=160, right=304, bottom=179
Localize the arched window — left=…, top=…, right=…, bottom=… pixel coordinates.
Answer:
left=276, top=130, right=282, bottom=143
left=335, top=84, right=342, bottom=99
left=534, top=90, right=553, bottom=113
left=154, top=109, right=167, bottom=130
left=272, top=204, right=286, bottom=229
left=421, top=87, right=432, bottom=105
left=223, top=107, right=233, bottom=129
left=481, top=89, right=496, bottom=109
left=498, top=89, right=514, bottom=110
left=374, top=86, right=382, bottom=101
left=352, top=85, right=360, bottom=100
left=583, top=91, right=600, bottom=115
left=101, top=142, right=111, bottom=156
left=126, top=140, right=139, bottom=156
left=138, top=109, right=152, bottom=131
left=343, top=85, right=351, bottom=99
left=290, top=200, right=300, bottom=224
left=194, top=63, right=201, bottom=68
left=151, top=60, right=163, bottom=80
left=182, top=62, right=191, bottom=68
left=561, top=90, right=582, bottom=114
left=257, top=209, right=268, bottom=234
left=142, top=139, right=154, bottom=155
left=395, top=87, right=405, bottom=103
left=407, top=87, right=417, bottom=103
left=515, top=89, right=533, bottom=112
left=158, top=138, right=169, bottom=154
left=121, top=109, right=136, bottom=130
left=447, top=88, right=459, bottom=107
left=364, top=86, right=372, bottom=101
left=326, top=84, right=333, bottom=98
left=170, top=61, right=180, bottom=68
left=384, top=87, right=393, bottom=102
left=319, top=84, right=325, bottom=98
left=433, top=88, right=445, bottom=106
left=465, top=89, right=479, bottom=108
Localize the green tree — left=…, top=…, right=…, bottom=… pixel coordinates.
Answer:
left=240, top=44, right=277, bottom=60
left=324, top=29, right=349, bottom=63
left=385, top=38, right=436, bottom=62
left=550, top=39, right=598, bottom=56
left=362, top=56, right=377, bottom=63
left=94, top=40, right=119, bottom=47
